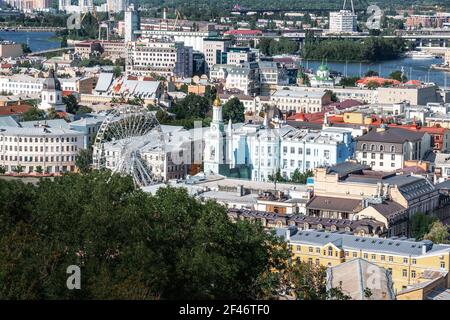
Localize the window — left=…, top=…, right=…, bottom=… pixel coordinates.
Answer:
left=403, top=258, right=408, bottom=264
left=370, top=144, right=375, bottom=151
left=381, top=255, right=385, bottom=261
left=402, top=269, right=408, bottom=277
left=353, top=252, right=357, bottom=258
left=391, top=154, right=395, bottom=160
left=441, top=262, right=445, bottom=269
left=306, top=148, right=311, bottom=155
left=309, top=247, right=313, bottom=253
left=296, top=246, right=301, bottom=252
left=315, top=259, right=320, bottom=266
left=362, top=152, right=367, bottom=158
left=412, top=259, right=416, bottom=265
left=363, top=253, right=368, bottom=259
left=345, top=251, right=349, bottom=257
left=411, top=270, right=416, bottom=278
left=328, top=246, right=333, bottom=257
left=316, top=247, right=320, bottom=254
left=371, top=254, right=376, bottom=260
left=371, top=153, right=375, bottom=159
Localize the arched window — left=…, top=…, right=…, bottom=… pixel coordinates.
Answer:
left=379, top=145, right=384, bottom=151
left=362, top=143, right=367, bottom=150
left=328, top=246, right=333, bottom=256
left=370, top=144, right=375, bottom=151
left=390, top=145, right=395, bottom=153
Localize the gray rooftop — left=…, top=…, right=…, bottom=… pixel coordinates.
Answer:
left=281, top=229, right=450, bottom=257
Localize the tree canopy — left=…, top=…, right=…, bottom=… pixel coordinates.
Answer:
left=0, top=171, right=292, bottom=299
left=222, top=97, right=245, bottom=123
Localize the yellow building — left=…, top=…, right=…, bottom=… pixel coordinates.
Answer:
left=282, top=228, right=450, bottom=294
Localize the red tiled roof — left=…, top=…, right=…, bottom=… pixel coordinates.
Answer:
left=0, top=104, right=32, bottom=116
left=388, top=124, right=446, bottom=135
left=356, top=77, right=400, bottom=86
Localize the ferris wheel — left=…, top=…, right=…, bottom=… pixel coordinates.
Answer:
left=92, top=105, right=162, bottom=187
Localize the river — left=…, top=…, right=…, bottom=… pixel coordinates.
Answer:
left=0, top=31, right=59, bottom=52
left=303, top=57, right=449, bottom=88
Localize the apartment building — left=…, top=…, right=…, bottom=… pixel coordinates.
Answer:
left=328, top=10, right=357, bottom=33
left=378, top=84, right=442, bottom=105
left=202, top=38, right=232, bottom=69
left=0, top=75, right=43, bottom=95
left=355, top=127, right=431, bottom=171
left=312, top=162, right=439, bottom=221
left=0, top=123, right=84, bottom=174
left=126, top=38, right=193, bottom=78
left=281, top=228, right=450, bottom=293
left=270, top=87, right=332, bottom=113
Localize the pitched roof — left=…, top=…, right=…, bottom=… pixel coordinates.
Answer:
left=356, top=127, right=425, bottom=143
left=370, top=201, right=406, bottom=218
left=326, top=258, right=395, bottom=300
left=306, top=196, right=362, bottom=213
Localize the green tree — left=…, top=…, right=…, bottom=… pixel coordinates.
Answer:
left=170, top=94, right=210, bottom=119
left=325, top=90, right=338, bottom=102
left=365, top=70, right=379, bottom=77
left=34, top=166, right=43, bottom=174
left=222, top=97, right=245, bottom=123
left=0, top=172, right=291, bottom=299
left=21, top=107, right=46, bottom=122
left=290, top=169, right=314, bottom=184
left=21, top=43, right=32, bottom=54
left=76, top=105, right=93, bottom=115
left=285, top=260, right=351, bottom=300
left=410, top=212, right=436, bottom=240
left=63, top=94, right=79, bottom=114
left=339, top=77, right=360, bottom=87
left=389, top=70, right=407, bottom=82
left=424, top=221, right=450, bottom=244
left=113, top=66, right=122, bottom=78
left=75, top=149, right=92, bottom=174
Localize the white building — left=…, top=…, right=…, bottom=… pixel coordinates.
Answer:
left=355, top=127, right=431, bottom=171
left=0, top=123, right=84, bottom=174
left=124, top=3, right=140, bottom=44
left=224, top=62, right=260, bottom=96
left=126, top=37, right=193, bottom=78
left=0, top=75, right=43, bottom=95
left=329, top=10, right=357, bottom=33
left=270, top=86, right=332, bottom=113
left=140, top=30, right=218, bottom=52
left=203, top=97, right=355, bottom=181
left=39, top=69, right=66, bottom=112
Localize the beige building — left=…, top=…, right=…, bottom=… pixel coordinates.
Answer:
left=202, top=38, right=232, bottom=69
left=270, top=87, right=332, bottom=113
left=309, top=162, right=440, bottom=236
left=378, top=85, right=442, bottom=105
left=0, top=42, right=23, bottom=58
left=445, top=49, right=450, bottom=66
